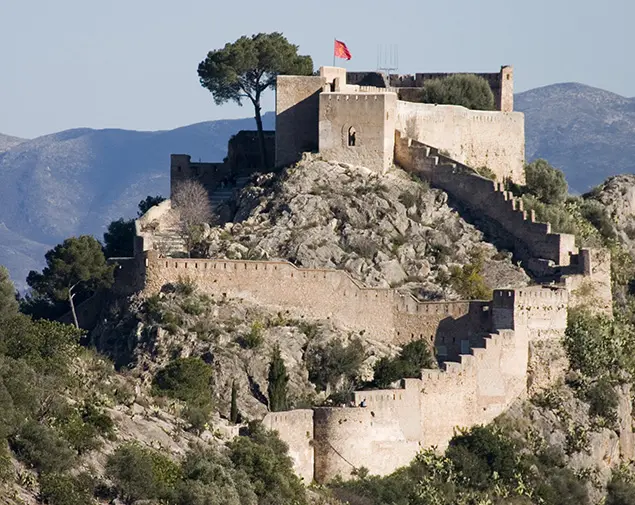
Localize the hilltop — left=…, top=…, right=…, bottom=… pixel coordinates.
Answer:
left=516, top=83, right=635, bottom=193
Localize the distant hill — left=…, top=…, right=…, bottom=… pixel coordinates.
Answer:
left=515, top=83, right=635, bottom=194
left=0, top=133, right=26, bottom=153
left=2, top=82, right=635, bottom=289
left=0, top=113, right=274, bottom=290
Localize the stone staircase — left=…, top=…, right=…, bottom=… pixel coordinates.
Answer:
left=147, top=175, right=253, bottom=257
left=209, top=175, right=251, bottom=208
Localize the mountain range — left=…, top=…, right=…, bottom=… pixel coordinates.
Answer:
left=1, top=83, right=634, bottom=290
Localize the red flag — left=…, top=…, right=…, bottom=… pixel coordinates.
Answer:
left=334, top=40, right=352, bottom=60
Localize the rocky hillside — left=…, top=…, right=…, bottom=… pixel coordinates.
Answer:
left=584, top=175, right=635, bottom=255
left=197, top=156, right=528, bottom=299
left=0, top=133, right=25, bottom=153
left=516, top=83, right=635, bottom=194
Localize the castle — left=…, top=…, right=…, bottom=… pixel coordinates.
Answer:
left=111, top=65, right=613, bottom=484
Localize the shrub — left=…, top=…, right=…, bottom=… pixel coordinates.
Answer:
left=152, top=357, right=213, bottom=406
left=39, top=472, right=94, bottom=505
left=447, top=425, right=519, bottom=489
left=535, top=467, right=589, bottom=505
left=307, top=338, right=365, bottom=392
left=106, top=442, right=181, bottom=504
left=448, top=253, right=492, bottom=300
left=417, top=74, right=495, bottom=110
left=580, top=199, right=616, bottom=241
left=563, top=309, right=635, bottom=378
left=398, top=190, right=419, bottom=209
left=10, top=421, right=75, bottom=474
left=524, top=159, right=568, bottom=204
left=175, top=276, right=197, bottom=296
left=585, top=377, right=619, bottom=423
left=176, top=446, right=257, bottom=505
left=181, top=297, right=204, bottom=316
left=240, top=321, right=264, bottom=349
left=228, top=426, right=306, bottom=504
left=607, top=478, right=635, bottom=505
left=475, top=166, right=496, bottom=180
left=372, top=339, right=434, bottom=388
left=183, top=403, right=212, bottom=435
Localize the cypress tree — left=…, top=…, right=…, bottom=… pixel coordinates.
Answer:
left=267, top=345, right=289, bottom=412
left=230, top=380, right=239, bottom=423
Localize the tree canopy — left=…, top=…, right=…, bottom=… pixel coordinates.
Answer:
left=198, top=32, right=313, bottom=169
left=524, top=159, right=568, bottom=204
left=26, top=236, right=114, bottom=327
left=267, top=345, right=289, bottom=412
left=418, top=74, right=495, bottom=110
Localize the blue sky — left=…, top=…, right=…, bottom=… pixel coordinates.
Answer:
left=0, top=0, right=631, bottom=138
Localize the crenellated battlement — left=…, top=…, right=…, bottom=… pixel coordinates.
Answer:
left=130, top=65, right=614, bottom=485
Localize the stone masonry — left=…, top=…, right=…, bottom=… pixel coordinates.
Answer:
left=119, top=64, right=614, bottom=484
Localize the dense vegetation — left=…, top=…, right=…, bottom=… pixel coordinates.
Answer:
left=416, top=74, right=496, bottom=111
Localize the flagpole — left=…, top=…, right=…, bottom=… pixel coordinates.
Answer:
left=333, top=38, right=336, bottom=67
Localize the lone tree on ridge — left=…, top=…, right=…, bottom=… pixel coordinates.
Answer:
left=198, top=32, right=313, bottom=169
left=172, top=180, right=213, bottom=257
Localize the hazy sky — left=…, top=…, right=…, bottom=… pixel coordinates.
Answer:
left=1, top=0, right=631, bottom=138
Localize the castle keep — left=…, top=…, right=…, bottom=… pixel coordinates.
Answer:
left=117, top=65, right=614, bottom=484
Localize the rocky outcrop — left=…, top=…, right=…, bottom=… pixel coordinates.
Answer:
left=200, top=157, right=528, bottom=300
left=586, top=175, right=635, bottom=255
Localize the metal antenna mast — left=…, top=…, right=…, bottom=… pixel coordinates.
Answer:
left=377, top=44, right=398, bottom=75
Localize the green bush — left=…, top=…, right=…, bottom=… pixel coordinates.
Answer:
left=10, top=421, right=75, bottom=474
left=175, top=276, right=197, bottom=296
left=228, top=426, right=306, bottom=503
left=535, top=467, right=589, bottom=505
left=607, top=478, right=635, bottom=505
left=447, top=425, right=519, bottom=489
left=175, top=445, right=257, bottom=505
left=398, top=190, right=419, bottom=209
left=417, top=74, right=495, bottom=110
left=372, top=339, right=434, bottom=388
left=475, top=166, right=496, bottom=180
left=307, top=338, right=365, bottom=392
left=524, top=159, right=568, bottom=204
left=183, top=403, right=212, bottom=435
left=240, top=321, right=264, bottom=349
left=585, top=377, right=619, bottom=423
left=448, top=253, right=492, bottom=300
left=580, top=199, right=616, bottom=241
left=152, top=357, right=213, bottom=406
left=106, top=442, right=181, bottom=504
left=564, top=309, right=635, bottom=379
left=39, top=472, right=94, bottom=505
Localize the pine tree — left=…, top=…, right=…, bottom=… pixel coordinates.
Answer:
left=230, top=380, right=239, bottom=423
left=267, top=345, right=289, bottom=412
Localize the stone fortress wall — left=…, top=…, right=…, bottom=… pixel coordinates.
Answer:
left=123, top=64, right=614, bottom=484
left=135, top=247, right=572, bottom=482
left=141, top=249, right=491, bottom=348
left=347, top=65, right=514, bottom=112
left=392, top=130, right=613, bottom=316
left=396, top=101, right=525, bottom=183
left=276, top=66, right=524, bottom=181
